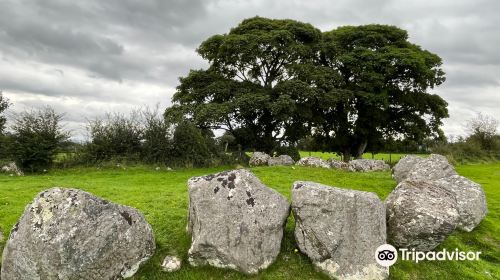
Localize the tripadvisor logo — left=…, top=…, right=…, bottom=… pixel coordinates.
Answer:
left=375, top=244, right=482, bottom=266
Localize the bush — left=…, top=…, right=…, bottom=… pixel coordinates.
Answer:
left=140, top=107, right=173, bottom=163
left=10, top=107, right=69, bottom=172
left=273, top=145, right=301, bottom=161
left=172, top=121, right=214, bottom=167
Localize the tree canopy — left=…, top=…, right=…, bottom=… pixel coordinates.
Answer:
left=165, top=17, right=448, bottom=159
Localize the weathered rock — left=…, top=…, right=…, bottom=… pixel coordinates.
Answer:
left=249, top=152, right=271, bottom=167
left=161, top=256, right=182, bottom=272
left=434, top=175, right=488, bottom=232
left=406, top=154, right=457, bottom=181
left=292, top=181, right=388, bottom=280
left=268, top=155, right=295, bottom=166
left=385, top=180, right=459, bottom=251
left=187, top=169, right=290, bottom=275
left=1, top=162, right=24, bottom=176
left=1, top=188, right=155, bottom=280
left=296, top=156, right=330, bottom=168
left=327, top=158, right=349, bottom=170
left=391, top=155, right=423, bottom=182
left=348, top=159, right=390, bottom=172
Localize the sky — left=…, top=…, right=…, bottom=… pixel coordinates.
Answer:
left=0, top=0, right=498, bottom=141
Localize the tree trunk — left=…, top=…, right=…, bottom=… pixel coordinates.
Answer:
left=355, top=140, right=368, bottom=159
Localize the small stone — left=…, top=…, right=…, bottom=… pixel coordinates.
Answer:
left=347, top=159, right=390, bottom=172
left=326, top=158, right=349, bottom=170
left=161, top=256, right=181, bottom=272
left=249, top=152, right=271, bottom=166
left=268, top=155, right=295, bottom=166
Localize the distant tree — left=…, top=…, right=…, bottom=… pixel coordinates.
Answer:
left=11, top=107, right=69, bottom=172
left=172, top=121, right=212, bottom=167
left=165, top=17, right=322, bottom=153
left=140, top=106, right=172, bottom=163
left=0, top=91, right=10, bottom=134
left=311, top=25, right=448, bottom=160
left=465, top=113, right=499, bottom=150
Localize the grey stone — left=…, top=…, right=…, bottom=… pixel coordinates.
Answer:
left=187, top=169, right=290, bottom=275
left=348, top=159, right=390, bottom=172
left=1, top=187, right=155, bottom=280
left=385, top=180, right=459, bottom=251
left=268, top=155, right=295, bottom=166
left=292, top=181, right=388, bottom=280
left=327, top=158, right=349, bottom=170
left=434, top=175, right=488, bottom=232
left=296, top=156, right=330, bottom=168
left=391, top=155, right=423, bottom=183
left=1, top=162, right=24, bottom=176
left=406, top=154, right=457, bottom=181
left=249, top=152, right=271, bottom=167
left=161, top=256, right=182, bottom=272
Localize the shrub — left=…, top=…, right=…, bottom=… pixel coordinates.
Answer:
left=10, top=107, right=69, bottom=172
left=140, top=106, right=173, bottom=163
left=273, top=145, right=301, bottom=161
left=172, top=121, right=214, bottom=167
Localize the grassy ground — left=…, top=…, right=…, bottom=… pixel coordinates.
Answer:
left=0, top=163, right=498, bottom=279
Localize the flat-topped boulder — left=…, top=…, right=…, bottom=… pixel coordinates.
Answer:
left=348, top=159, right=390, bottom=172
left=249, top=152, right=271, bottom=166
left=268, top=155, right=295, bottom=166
left=434, top=175, right=488, bottom=232
left=391, top=155, right=423, bottom=182
left=385, top=180, right=459, bottom=251
left=296, top=156, right=330, bottom=168
left=187, top=169, right=290, bottom=275
left=292, top=181, right=388, bottom=280
left=1, top=188, right=155, bottom=280
left=327, top=158, right=349, bottom=170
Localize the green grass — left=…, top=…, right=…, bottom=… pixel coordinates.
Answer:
left=0, top=163, right=498, bottom=279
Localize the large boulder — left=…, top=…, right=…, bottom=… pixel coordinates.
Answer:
left=385, top=180, right=459, bottom=251
left=187, top=169, right=290, bottom=274
left=296, top=156, right=330, bottom=168
left=249, top=152, right=271, bottom=167
left=391, top=155, right=423, bottom=183
left=292, top=181, right=388, bottom=280
left=406, top=154, right=457, bottom=181
left=347, top=159, right=390, bottom=172
left=1, top=188, right=155, bottom=280
left=327, top=158, right=349, bottom=170
left=268, top=155, right=295, bottom=166
left=434, top=175, right=488, bottom=232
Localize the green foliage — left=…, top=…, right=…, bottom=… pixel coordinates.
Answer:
left=167, top=18, right=448, bottom=159
left=273, top=145, right=301, bottom=161
left=1, top=163, right=498, bottom=279
left=171, top=121, right=215, bottom=167
left=10, top=107, right=69, bottom=172
left=166, top=17, right=322, bottom=153
left=140, top=107, right=173, bottom=163
left=0, top=92, right=9, bottom=135
left=312, top=24, right=447, bottom=159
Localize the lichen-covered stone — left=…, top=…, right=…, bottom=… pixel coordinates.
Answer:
left=406, top=154, right=457, bottom=181
left=268, top=155, right=295, bottom=166
left=327, top=158, right=349, bottom=170
left=347, top=159, right=390, bottom=172
left=385, top=180, right=459, bottom=251
left=1, top=188, right=155, bottom=280
left=161, top=256, right=182, bottom=272
left=187, top=169, right=290, bottom=275
left=296, top=157, right=330, bottom=168
left=249, top=152, right=271, bottom=167
left=434, top=175, right=488, bottom=232
left=391, top=155, right=423, bottom=182
left=1, top=162, right=23, bottom=176
left=292, top=181, right=388, bottom=280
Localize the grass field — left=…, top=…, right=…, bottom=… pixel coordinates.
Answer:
left=0, top=163, right=498, bottom=279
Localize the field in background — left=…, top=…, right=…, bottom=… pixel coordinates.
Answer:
left=298, top=151, right=422, bottom=163
left=0, top=163, right=498, bottom=279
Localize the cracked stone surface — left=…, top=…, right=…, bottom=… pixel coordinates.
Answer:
left=327, top=158, right=349, bottom=170
left=385, top=180, right=459, bottom=251
left=187, top=169, right=290, bottom=275
left=391, top=155, right=423, bottom=183
left=434, top=175, right=488, bottom=232
left=347, top=159, right=390, bottom=172
left=249, top=152, right=271, bottom=167
left=292, top=181, right=388, bottom=280
left=1, top=187, right=155, bottom=280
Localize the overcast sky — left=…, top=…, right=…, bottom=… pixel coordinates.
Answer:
left=1, top=0, right=498, bottom=141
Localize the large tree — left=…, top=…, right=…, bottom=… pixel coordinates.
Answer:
left=311, top=25, right=447, bottom=160
left=165, top=17, right=322, bottom=153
